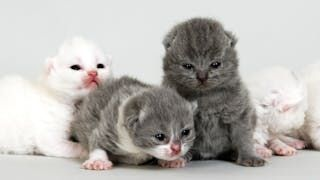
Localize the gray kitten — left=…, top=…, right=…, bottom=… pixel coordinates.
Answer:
left=162, top=18, right=265, bottom=167
left=71, top=76, right=196, bottom=170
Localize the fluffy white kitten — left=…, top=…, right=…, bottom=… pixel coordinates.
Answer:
left=245, top=67, right=308, bottom=158
left=300, top=62, right=320, bottom=150
left=0, top=37, right=112, bottom=158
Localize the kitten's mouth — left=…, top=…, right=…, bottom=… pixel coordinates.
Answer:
left=197, top=82, right=208, bottom=88
left=83, top=78, right=100, bottom=89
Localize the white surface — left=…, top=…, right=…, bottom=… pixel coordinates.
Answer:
left=0, top=0, right=319, bottom=83
left=1, top=150, right=318, bottom=180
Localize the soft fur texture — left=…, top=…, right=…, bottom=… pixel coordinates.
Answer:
left=300, top=62, right=320, bottom=150
left=245, top=67, right=308, bottom=158
left=162, top=17, right=265, bottom=167
left=71, top=76, right=196, bottom=170
left=0, top=37, right=112, bottom=157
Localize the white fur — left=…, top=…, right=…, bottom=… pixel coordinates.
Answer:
left=301, top=62, right=320, bottom=150
left=0, top=37, right=112, bottom=158
left=245, top=66, right=308, bottom=156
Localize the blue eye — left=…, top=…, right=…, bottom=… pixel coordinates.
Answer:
left=70, top=65, right=81, bottom=71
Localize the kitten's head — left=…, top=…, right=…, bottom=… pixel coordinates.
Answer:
left=44, top=37, right=112, bottom=100
left=123, top=88, right=196, bottom=161
left=163, top=18, right=239, bottom=92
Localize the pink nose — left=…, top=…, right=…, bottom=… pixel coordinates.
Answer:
left=170, top=143, right=181, bottom=155
left=88, top=71, right=98, bottom=77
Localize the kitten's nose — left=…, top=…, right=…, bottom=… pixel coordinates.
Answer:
left=170, top=143, right=181, bottom=155
left=196, top=71, right=208, bottom=83
left=87, top=71, right=98, bottom=77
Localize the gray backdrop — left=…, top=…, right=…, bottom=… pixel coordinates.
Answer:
left=0, top=0, right=319, bottom=84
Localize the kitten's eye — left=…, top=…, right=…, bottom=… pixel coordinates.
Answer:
left=182, top=64, right=194, bottom=70
left=70, top=65, right=82, bottom=71
left=154, top=133, right=166, bottom=141
left=97, top=63, right=105, bottom=69
left=181, top=129, right=190, bottom=137
left=210, top=62, right=221, bottom=69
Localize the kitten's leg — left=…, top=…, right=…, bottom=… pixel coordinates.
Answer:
left=38, top=139, right=87, bottom=158
left=82, top=149, right=113, bottom=170
left=278, top=135, right=307, bottom=149
left=268, top=138, right=296, bottom=156
left=230, top=111, right=265, bottom=167
left=254, top=143, right=272, bottom=159
left=158, top=158, right=186, bottom=168
left=302, top=121, right=320, bottom=150
left=157, top=148, right=193, bottom=168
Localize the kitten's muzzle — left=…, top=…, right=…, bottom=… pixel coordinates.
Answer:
left=87, top=70, right=98, bottom=78
left=196, top=71, right=208, bottom=84
left=170, top=143, right=181, bottom=156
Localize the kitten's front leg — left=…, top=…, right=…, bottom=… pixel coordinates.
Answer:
left=278, top=135, right=307, bottom=150
left=268, top=138, right=297, bottom=156
left=157, top=150, right=192, bottom=168
left=158, top=158, right=186, bottom=168
left=230, top=113, right=265, bottom=167
left=254, top=143, right=273, bottom=159
left=82, top=149, right=113, bottom=170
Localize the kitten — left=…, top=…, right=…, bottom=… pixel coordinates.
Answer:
left=162, top=18, right=265, bottom=166
left=71, top=76, right=196, bottom=170
left=245, top=67, right=307, bottom=158
left=300, top=62, right=320, bottom=150
left=0, top=37, right=112, bottom=157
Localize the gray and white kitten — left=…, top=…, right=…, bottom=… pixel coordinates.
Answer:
left=162, top=18, right=265, bottom=167
left=71, top=76, right=196, bottom=170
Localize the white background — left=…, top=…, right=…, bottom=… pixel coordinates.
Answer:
left=0, top=0, right=319, bottom=84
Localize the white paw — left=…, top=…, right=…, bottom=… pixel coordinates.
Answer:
left=256, top=146, right=273, bottom=159
left=82, top=159, right=113, bottom=170
left=270, top=144, right=297, bottom=156
left=286, top=139, right=307, bottom=150
left=158, top=158, right=186, bottom=168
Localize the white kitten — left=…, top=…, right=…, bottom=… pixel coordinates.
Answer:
left=300, top=62, right=320, bottom=150
left=0, top=37, right=112, bottom=158
left=245, top=67, right=308, bottom=158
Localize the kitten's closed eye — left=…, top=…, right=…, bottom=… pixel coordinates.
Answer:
left=70, top=65, right=82, bottom=71
left=97, top=64, right=105, bottom=69
left=210, top=62, right=221, bottom=69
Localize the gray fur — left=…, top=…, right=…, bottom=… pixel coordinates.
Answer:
left=162, top=17, right=265, bottom=166
left=71, top=76, right=195, bottom=165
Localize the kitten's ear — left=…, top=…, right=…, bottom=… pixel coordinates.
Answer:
left=189, top=101, right=198, bottom=113
left=44, top=57, right=56, bottom=75
left=224, top=30, right=237, bottom=48
left=124, top=96, right=145, bottom=129
left=105, top=54, right=113, bottom=66
left=163, top=29, right=178, bottom=50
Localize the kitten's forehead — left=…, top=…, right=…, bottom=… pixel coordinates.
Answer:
left=172, top=18, right=229, bottom=60
left=55, top=37, right=111, bottom=66
left=142, top=90, right=193, bottom=128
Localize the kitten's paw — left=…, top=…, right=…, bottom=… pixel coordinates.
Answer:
left=285, top=139, right=307, bottom=150
left=82, top=159, right=113, bottom=170
left=237, top=156, right=266, bottom=167
left=270, top=143, right=297, bottom=156
left=255, top=146, right=272, bottom=159
left=158, top=158, right=186, bottom=168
